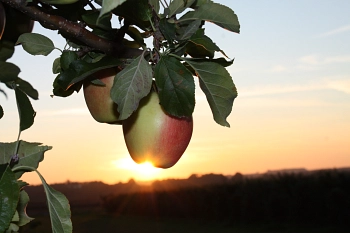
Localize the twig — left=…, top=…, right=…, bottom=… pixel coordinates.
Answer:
left=0, top=0, right=142, bottom=58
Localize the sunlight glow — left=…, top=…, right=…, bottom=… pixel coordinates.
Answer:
left=112, top=157, right=161, bottom=180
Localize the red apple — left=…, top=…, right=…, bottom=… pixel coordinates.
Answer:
left=83, top=68, right=122, bottom=124
left=122, top=91, right=193, bottom=168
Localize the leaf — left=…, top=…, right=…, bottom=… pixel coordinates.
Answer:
left=110, top=54, right=153, bottom=120
left=6, top=223, right=19, bottom=232
left=185, top=57, right=234, bottom=68
left=52, top=73, right=76, bottom=97
left=15, top=88, right=36, bottom=132
left=36, top=170, right=72, bottom=233
left=0, top=141, right=52, bottom=179
left=98, top=0, right=127, bottom=21
left=52, top=56, right=122, bottom=97
left=177, top=20, right=202, bottom=41
left=83, top=10, right=112, bottom=30
left=0, top=164, right=20, bottom=233
left=179, top=1, right=240, bottom=33
left=60, top=51, right=78, bottom=71
left=183, top=59, right=237, bottom=127
left=186, top=28, right=220, bottom=58
left=17, top=33, right=56, bottom=56
left=0, top=105, right=3, bottom=119
left=154, top=55, right=195, bottom=117
left=0, top=61, right=20, bottom=83
left=126, top=26, right=146, bottom=48
left=0, top=41, right=15, bottom=61
left=148, top=0, right=160, bottom=14
left=112, top=0, right=152, bottom=30
left=9, top=78, right=39, bottom=100
left=40, top=0, right=79, bottom=4
left=67, top=56, right=123, bottom=87
left=159, top=18, right=176, bottom=46
left=52, top=57, right=61, bottom=74
left=17, top=190, right=34, bottom=226
left=168, top=0, right=196, bottom=17
left=0, top=88, right=7, bottom=98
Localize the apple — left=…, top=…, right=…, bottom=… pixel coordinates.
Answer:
left=1, top=4, right=34, bottom=44
left=122, top=91, right=193, bottom=169
left=83, top=67, right=122, bottom=124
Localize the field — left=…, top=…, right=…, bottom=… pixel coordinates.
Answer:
left=20, top=169, right=350, bottom=233
left=20, top=207, right=349, bottom=233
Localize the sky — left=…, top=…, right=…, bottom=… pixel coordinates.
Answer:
left=1, top=0, right=350, bottom=185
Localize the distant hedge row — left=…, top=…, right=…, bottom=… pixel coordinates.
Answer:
left=102, top=169, right=350, bottom=225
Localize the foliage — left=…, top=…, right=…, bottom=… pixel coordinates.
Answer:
left=0, top=0, right=240, bottom=232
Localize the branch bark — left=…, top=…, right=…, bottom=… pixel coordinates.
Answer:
left=0, top=0, right=142, bottom=58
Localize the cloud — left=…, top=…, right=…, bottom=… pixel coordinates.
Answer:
left=327, top=79, right=350, bottom=94
left=239, top=78, right=350, bottom=98
left=299, top=54, right=350, bottom=65
left=318, top=25, right=350, bottom=37
left=239, top=84, right=323, bottom=97
left=268, top=65, right=288, bottom=73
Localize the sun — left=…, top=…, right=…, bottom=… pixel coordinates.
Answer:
left=112, top=157, right=161, bottom=180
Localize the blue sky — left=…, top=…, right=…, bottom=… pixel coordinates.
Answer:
left=1, top=1, right=350, bottom=184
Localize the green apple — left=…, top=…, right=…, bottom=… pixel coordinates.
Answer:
left=123, top=91, right=193, bottom=169
left=83, top=68, right=122, bottom=124
left=1, top=4, right=34, bottom=44
left=0, top=3, right=5, bottom=40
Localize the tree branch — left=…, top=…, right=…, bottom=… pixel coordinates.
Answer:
left=0, top=0, right=142, bottom=58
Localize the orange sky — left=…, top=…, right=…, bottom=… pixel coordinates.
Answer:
left=1, top=1, right=350, bottom=185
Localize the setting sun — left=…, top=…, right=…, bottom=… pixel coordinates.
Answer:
left=112, top=157, right=161, bottom=180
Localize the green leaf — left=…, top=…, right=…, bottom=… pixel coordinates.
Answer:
left=0, top=41, right=15, bottom=61
left=52, top=56, right=122, bottom=97
left=183, top=59, right=237, bottom=127
left=186, top=28, right=220, bottom=58
left=0, top=141, right=52, bottom=179
left=0, top=61, right=20, bottom=83
left=112, top=0, right=152, bottom=30
left=40, top=0, right=79, bottom=4
left=8, top=78, right=39, bottom=100
left=149, top=0, right=160, bottom=14
left=17, top=180, right=29, bottom=190
left=83, top=10, right=112, bottom=30
left=168, top=0, right=196, bottom=17
left=179, top=1, right=240, bottom=33
left=52, top=57, right=61, bottom=74
left=185, top=57, right=234, bottom=68
left=60, top=51, right=78, bottom=71
left=6, top=223, right=19, bottom=233
left=177, top=20, right=202, bottom=41
left=68, top=56, right=123, bottom=87
left=0, top=88, right=7, bottom=98
left=191, top=0, right=211, bottom=8
left=0, top=164, right=20, bottom=233
left=0, top=105, right=3, bottom=119
left=16, top=190, right=34, bottom=226
left=36, top=170, right=72, bottom=233
left=111, top=54, right=153, bottom=120
left=155, top=55, right=195, bottom=117
left=126, top=26, right=146, bottom=48
left=17, top=33, right=56, bottom=56
left=15, top=88, right=36, bottom=132
left=98, top=0, right=127, bottom=21
left=159, top=18, right=176, bottom=46
left=52, top=73, right=76, bottom=97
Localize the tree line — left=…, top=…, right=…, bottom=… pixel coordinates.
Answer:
left=101, top=169, right=350, bottom=226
